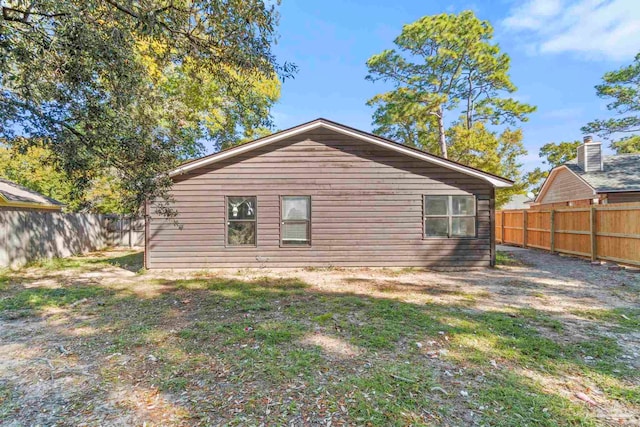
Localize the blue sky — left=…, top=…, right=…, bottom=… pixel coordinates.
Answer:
left=268, top=0, right=640, bottom=173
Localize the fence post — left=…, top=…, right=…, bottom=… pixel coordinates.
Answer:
left=590, top=206, right=597, bottom=261
left=523, top=210, right=528, bottom=248
left=550, top=209, right=555, bottom=253
left=501, top=211, right=506, bottom=244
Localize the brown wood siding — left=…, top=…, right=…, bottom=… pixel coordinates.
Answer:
left=147, top=129, right=494, bottom=268
left=606, top=192, right=640, bottom=204
left=537, top=168, right=594, bottom=205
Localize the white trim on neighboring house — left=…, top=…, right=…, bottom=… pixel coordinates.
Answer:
left=534, top=165, right=596, bottom=203
left=169, top=119, right=513, bottom=188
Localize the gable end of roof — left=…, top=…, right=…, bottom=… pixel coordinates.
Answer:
left=169, top=119, right=513, bottom=188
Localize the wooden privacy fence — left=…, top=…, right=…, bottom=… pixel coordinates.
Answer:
left=496, top=203, right=640, bottom=266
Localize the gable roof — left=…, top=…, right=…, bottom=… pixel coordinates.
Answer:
left=564, top=154, right=640, bottom=192
left=0, top=178, right=64, bottom=210
left=534, top=165, right=595, bottom=204
left=170, top=118, right=513, bottom=188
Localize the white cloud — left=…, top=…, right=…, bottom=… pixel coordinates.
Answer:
left=503, top=0, right=563, bottom=30
left=502, top=0, right=640, bottom=61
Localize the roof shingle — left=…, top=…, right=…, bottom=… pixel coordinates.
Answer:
left=565, top=154, right=640, bottom=192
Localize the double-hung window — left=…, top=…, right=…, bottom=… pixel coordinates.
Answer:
left=424, top=195, right=476, bottom=238
left=281, top=196, right=311, bottom=246
left=226, top=196, right=257, bottom=246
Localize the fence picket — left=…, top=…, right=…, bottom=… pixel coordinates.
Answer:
left=496, top=203, right=640, bottom=266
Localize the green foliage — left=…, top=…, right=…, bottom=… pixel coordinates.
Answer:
left=366, top=11, right=535, bottom=158
left=582, top=53, right=640, bottom=153
left=611, top=135, right=640, bottom=154
left=0, top=140, right=128, bottom=212
left=365, top=11, right=535, bottom=205
left=539, top=140, right=581, bottom=168
left=447, top=123, right=527, bottom=207
left=0, top=1, right=291, bottom=215
left=0, top=140, right=75, bottom=205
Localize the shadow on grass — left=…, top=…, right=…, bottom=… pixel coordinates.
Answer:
left=1, top=273, right=637, bottom=425
left=22, top=250, right=143, bottom=273
left=93, top=252, right=143, bottom=272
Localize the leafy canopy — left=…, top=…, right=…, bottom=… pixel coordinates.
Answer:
left=582, top=53, right=640, bottom=154
left=0, top=139, right=128, bottom=213
left=365, top=11, right=535, bottom=206
left=0, top=0, right=292, bottom=214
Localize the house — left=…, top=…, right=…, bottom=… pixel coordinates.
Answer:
left=145, top=119, right=512, bottom=269
left=533, top=137, right=640, bottom=208
left=0, top=178, right=64, bottom=211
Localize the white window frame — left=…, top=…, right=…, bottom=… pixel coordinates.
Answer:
left=280, top=195, right=311, bottom=247
left=423, top=195, right=477, bottom=238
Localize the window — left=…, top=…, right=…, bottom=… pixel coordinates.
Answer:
left=424, top=195, right=476, bottom=238
left=226, top=196, right=257, bottom=246
left=281, top=196, right=311, bottom=246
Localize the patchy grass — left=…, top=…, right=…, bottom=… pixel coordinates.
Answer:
left=495, top=250, right=525, bottom=266
left=571, top=308, right=640, bottom=331
left=24, top=250, right=143, bottom=273
left=0, top=251, right=638, bottom=426
left=0, top=286, right=108, bottom=311
left=479, top=373, right=598, bottom=427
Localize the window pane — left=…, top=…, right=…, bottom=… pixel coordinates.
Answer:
left=228, top=221, right=256, bottom=245
left=227, top=197, right=256, bottom=220
left=282, top=196, right=310, bottom=220
left=425, top=217, right=449, bottom=237
left=425, top=196, right=448, bottom=216
left=282, top=222, right=309, bottom=243
left=452, top=217, right=475, bottom=237
left=452, top=196, right=474, bottom=216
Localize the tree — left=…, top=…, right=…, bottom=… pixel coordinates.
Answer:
left=0, top=139, right=127, bottom=213
left=539, top=140, right=581, bottom=168
left=525, top=140, right=581, bottom=196
left=365, top=11, right=535, bottom=158
left=447, top=123, right=527, bottom=207
left=582, top=53, right=640, bottom=154
left=0, top=1, right=293, bottom=215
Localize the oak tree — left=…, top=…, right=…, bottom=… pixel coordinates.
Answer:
left=0, top=1, right=293, bottom=214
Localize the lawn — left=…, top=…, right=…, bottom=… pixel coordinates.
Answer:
left=0, top=249, right=639, bottom=426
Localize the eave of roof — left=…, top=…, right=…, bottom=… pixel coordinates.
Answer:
left=0, top=193, right=63, bottom=210
left=169, top=118, right=513, bottom=188
left=0, top=178, right=65, bottom=210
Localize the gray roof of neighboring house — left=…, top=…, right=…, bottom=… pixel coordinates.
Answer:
left=0, top=178, right=64, bottom=207
left=565, top=154, right=640, bottom=192
left=502, top=194, right=534, bottom=210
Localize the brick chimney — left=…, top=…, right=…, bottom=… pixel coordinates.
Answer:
left=577, top=136, right=603, bottom=172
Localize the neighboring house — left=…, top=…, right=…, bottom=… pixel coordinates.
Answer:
left=502, top=194, right=534, bottom=210
left=146, top=119, right=512, bottom=269
left=0, top=178, right=64, bottom=212
left=533, top=136, right=640, bottom=208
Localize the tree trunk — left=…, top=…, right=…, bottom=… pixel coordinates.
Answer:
left=466, top=72, right=473, bottom=129
left=437, top=109, right=447, bottom=158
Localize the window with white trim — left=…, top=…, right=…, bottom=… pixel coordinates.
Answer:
left=281, top=196, right=311, bottom=246
left=424, top=195, right=476, bottom=238
left=226, top=196, right=257, bottom=245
